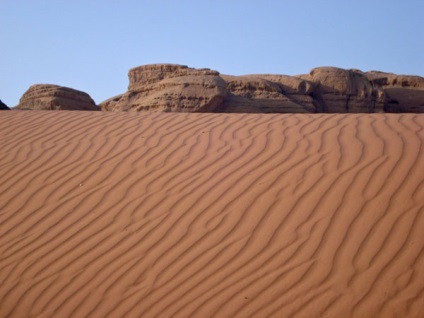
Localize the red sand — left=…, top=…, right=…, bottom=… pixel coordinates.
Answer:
left=1, top=111, right=424, bottom=317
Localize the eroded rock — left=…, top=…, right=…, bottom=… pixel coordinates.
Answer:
left=299, top=67, right=385, bottom=113
left=218, top=75, right=314, bottom=113
left=99, top=64, right=424, bottom=113
left=100, top=64, right=227, bottom=112
left=15, top=84, right=99, bottom=111
left=365, top=71, right=424, bottom=112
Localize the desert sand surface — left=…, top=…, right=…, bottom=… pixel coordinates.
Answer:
left=1, top=111, right=424, bottom=318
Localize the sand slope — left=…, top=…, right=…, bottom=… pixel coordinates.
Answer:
left=1, top=111, right=424, bottom=318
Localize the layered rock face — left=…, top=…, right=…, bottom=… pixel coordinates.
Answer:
left=12, top=65, right=422, bottom=113
left=218, top=75, right=315, bottom=113
left=100, top=64, right=424, bottom=113
left=298, top=67, right=384, bottom=113
left=100, top=64, right=227, bottom=112
left=365, top=71, right=424, bottom=112
left=15, top=85, right=99, bottom=111
left=0, top=100, right=10, bottom=110
left=100, top=64, right=317, bottom=113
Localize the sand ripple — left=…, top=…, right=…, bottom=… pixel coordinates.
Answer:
left=1, top=111, right=424, bottom=318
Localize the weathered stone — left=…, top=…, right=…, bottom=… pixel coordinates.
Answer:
left=16, top=84, right=99, bottom=111
left=99, top=64, right=424, bottom=113
left=299, top=67, right=383, bottom=113
left=98, top=94, right=125, bottom=112
left=365, top=71, right=424, bottom=88
left=365, top=72, right=424, bottom=112
left=248, top=74, right=317, bottom=112
left=100, top=64, right=227, bottom=112
left=218, top=75, right=313, bottom=113
left=128, top=64, right=220, bottom=91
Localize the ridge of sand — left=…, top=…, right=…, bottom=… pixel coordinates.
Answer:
left=1, top=111, right=424, bottom=318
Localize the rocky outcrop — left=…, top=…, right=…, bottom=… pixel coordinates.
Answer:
left=0, top=100, right=10, bottom=110
left=100, top=64, right=227, bottom=112
left=218, top=75, right=315, bottom=113
left=253, top=74, right=317, bottom=111
left=298, top=67, right=385, bottom=113
left=100, top=64, right=318, bottom=113
left=364, top=71, right=424, bottom=112
left=99, top=64, right=424, bottom=113
left=15, top=84, right=99, bottom=111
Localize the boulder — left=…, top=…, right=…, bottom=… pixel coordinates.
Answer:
left=100, top=64, right=227, bottom=112
left=0, top=100, right=10, bottom=110
left=15, top=84, right=99, bottom=111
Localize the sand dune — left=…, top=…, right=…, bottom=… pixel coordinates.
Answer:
left=1, top=111, right=424, bottom=318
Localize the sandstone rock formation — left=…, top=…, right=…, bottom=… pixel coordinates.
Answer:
left=298, top=67, right=384, bottom=113
left=15, top=84, right=99, bottom=111
left=13, top=64, right=422, bottom=113
left=0, top=100, right=10, bottom=110
left=100, top=64, right=318, bottom=113
left=100, top=64, right=227, bottom=112
left=218, top=75, right=315, bottom=113
left=364, top=71, right=424, bottom=112
left=100, top=64, right=424, bottom=113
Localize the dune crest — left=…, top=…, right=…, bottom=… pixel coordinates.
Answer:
left=1, top=111, right=424, bottom=318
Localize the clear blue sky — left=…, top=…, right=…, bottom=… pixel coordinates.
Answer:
left=1, top=0, right=423, bottom=107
